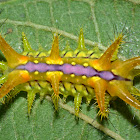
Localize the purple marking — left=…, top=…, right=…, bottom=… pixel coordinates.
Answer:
left=16, top=62, right=130, bottom=81
left=61, top=64, right=97, bottom=77
left=99, top=71, right=114, bottom=81
left=17, top=62, right=61, bottom=73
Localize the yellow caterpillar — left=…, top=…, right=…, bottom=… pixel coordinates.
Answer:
left=0, top=29, right=139, bottom=119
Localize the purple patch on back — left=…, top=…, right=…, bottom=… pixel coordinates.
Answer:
left=17, top=62, right=61, bottom=73
left=99, top=71, right=114, bottom=81
left=16, top=61, right=128, bottom=81
left=61, top=64, right=97, bottom=76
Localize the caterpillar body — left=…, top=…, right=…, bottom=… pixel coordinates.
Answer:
left=0, top=29, right=140, bottom=119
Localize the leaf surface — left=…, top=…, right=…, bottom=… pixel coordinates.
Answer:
left=0, top=0, right=140, bottom=140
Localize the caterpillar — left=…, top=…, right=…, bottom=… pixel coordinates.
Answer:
left=0, top=28, right=140, bottom=119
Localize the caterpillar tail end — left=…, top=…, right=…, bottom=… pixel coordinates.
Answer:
left=108, top=81, right=140, bottom=110
left=114, top=56, right=140, bottom=78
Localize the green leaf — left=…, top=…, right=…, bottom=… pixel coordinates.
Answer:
left=0, top=0, right=140, bottom=140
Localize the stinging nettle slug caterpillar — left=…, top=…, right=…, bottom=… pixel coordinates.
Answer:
left=0, top=28, right=140, bottom=119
